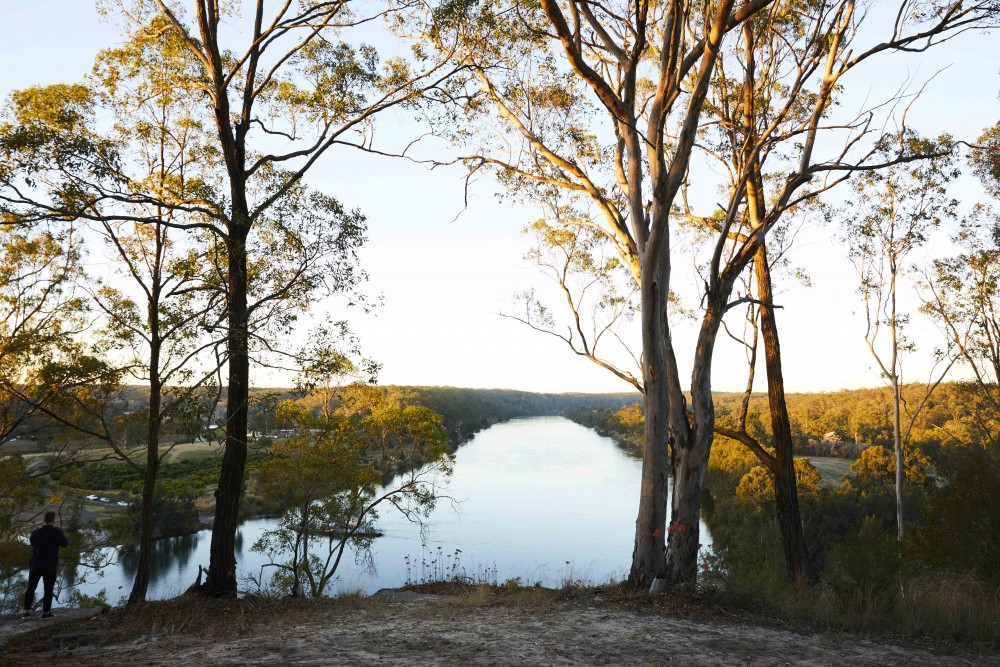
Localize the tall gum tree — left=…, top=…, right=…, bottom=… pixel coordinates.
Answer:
left=922, top=120, right=1000, bottom=446
left=0, top=220, right=88, bottom=580
left=0, top=0, right=447, bottom=595
left=88, top=21, right=228, bottom=605
left=137, top=0, right=466, bottom=597
left=847, top=131, right=959, bottom=540
left=427, top=0, right=999, bottom=588
left=0, top=221, right=87, bottom=445
left=1, top=54, right=223, bottom=604
left=0, top=0, right=464, bottom=596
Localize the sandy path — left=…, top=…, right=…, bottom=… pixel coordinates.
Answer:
left=2, top=592, right=992, bottom=666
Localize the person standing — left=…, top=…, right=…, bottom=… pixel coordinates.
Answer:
left=22, top=510, right=68, bottom=619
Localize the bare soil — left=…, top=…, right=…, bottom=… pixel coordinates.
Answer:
left=2, top=587, right=994, bottom=666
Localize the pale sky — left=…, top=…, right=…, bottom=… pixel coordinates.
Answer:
left=2, top=1, right=998, bottom=394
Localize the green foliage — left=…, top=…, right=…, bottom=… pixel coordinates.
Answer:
left=708, top=434, right=762, bottom=477
left=847, top=132, right=958, bottom=278
left=0, top=458, right=43, bottom=610
left=563, top=401, right=645, bottom=454
left=251, top=385, right=453, bottom=597
left=0, top=83, right=119, bottom=187
left=0, top=221, right=89, bottom=444
left=848, top=445, right=933, bottom=491
left=51, top=454, right=264, bottom=499
left=909, top=447, right=1000, bottom=583
left=139, top=489, right=201, bottom=540
left=735, top=460, right=822, bottom=506
left=0, top=457, right=44, bottom=527
left=825, top=516, right=902, bottom=597
left=403, top=387, right=637, bottom=444
left=53, top=462, right=141, bottom=491
left=64, top=587, right=111, bottom=609
left=710, top=382, right=993, bottom=458
left=970, top=121, right=1000, bottom=198
left=0, top=467, right=43, bottom=610
left=701, top=399, right=1000, bottom=645
left=922, top=203, right=1000, bottom=451
left=614, top=402, right=643, bottom=430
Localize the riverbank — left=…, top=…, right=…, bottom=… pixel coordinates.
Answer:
left=2, top=585, right=995, bottom=665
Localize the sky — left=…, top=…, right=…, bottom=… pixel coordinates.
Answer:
left=1, top=1, right=998, bottom=394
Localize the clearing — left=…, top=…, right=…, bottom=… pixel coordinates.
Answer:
left=1, top=587, right=994, bottom=666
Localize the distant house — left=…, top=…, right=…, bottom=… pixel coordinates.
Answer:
left=822, top=431, right=841, bottom=443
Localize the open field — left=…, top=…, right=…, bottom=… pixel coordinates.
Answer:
left=6, top=437, right=269, bottom=466
left=0, top=439, right=43, bottom=455
left=159, top=440, right=225, bottom=463
left=804, top=456, right=854, bottom=487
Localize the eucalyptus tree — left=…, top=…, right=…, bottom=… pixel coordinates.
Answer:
left=0, top=38, right=220, bottom=605
left=922, top=121, right=1000, bottom=448
left=0, top=214, right=133, bottom=603
left=428, top=0, right=998, bottom=588
left=91, top=234, right=217, bottom=597
left=119, top=0, right=469, bottom=597
left=252, top=386, right=450, bottom=598
left=78, top=20, right=234, bottom=605
left=847, top=131, right=958, bottom=540
left=971, top=119, right=1000, bottom=198
left=674, top=13, right=837, bottom=584
left=509, top=214, right=643, bottom=391
left=0, top=221, right=84, bottom=603
left=1, top=0, right=462, bottom=596
left=0, top=221, right=86, bottom=445
left=709, top=232, right=814, bottom=584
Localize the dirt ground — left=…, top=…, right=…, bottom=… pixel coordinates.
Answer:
left=2, top=589, right=995, bottom=666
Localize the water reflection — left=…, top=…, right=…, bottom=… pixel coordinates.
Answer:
left=116, top=532, right=203, bottom=582
left=65, top=417, right=711, bottom=601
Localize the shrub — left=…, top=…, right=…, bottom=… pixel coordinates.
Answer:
left=909, top=446, right=1000, bottom=583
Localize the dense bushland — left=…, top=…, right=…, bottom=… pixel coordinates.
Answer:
left=569, top=394, right=1000, bottom=645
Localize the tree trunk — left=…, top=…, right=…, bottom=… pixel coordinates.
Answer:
left=891, top=373, right=904, bottom=540
left=628, top=257, right=670, bottom=589
left=663, top=302, right=724, bottom=587
left=754, top=246, right=809, bottom=584
left=890, top=270, right=904, bottom=540
left=128, top=356, right=161, bottom=605
left=205, top=225, right=250, bottom=597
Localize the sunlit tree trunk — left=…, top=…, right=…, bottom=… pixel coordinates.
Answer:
left=889, top=269, right=904, bottom=540
left=754, top=246, right=809, bottom=583
left=630, top=258, right=671, bottom=588
left=663, top=294, right=725, bottom=587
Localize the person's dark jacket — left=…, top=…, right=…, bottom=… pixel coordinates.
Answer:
left=29, top=524, right=68, bottom=571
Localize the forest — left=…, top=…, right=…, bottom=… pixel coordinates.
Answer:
left=570, top=381, right=1000, bottom=639
left=1, top=0, right=999, bottom=650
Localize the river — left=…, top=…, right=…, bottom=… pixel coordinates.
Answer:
left=67, top=416, right=711, bottom=603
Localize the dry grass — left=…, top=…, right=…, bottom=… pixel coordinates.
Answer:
left=6, top=582, right=996, bottom=665
left=804, top=455, right=854, bottom=486
left=8, top=576, right=996, bottom=661
left=2, top=594, right=376, bottom=660
left=406, top=579, right=732, bottom=620
left=883, top=575, right=1000, bottom=644
left=711, top=571, right=1000, bottom=651
left=44, top=595, right=369, bottom=644
left=404, top=581, right=562, bottom=610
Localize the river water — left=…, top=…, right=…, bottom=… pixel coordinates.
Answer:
left=68, top=416, right=711, bottom=603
